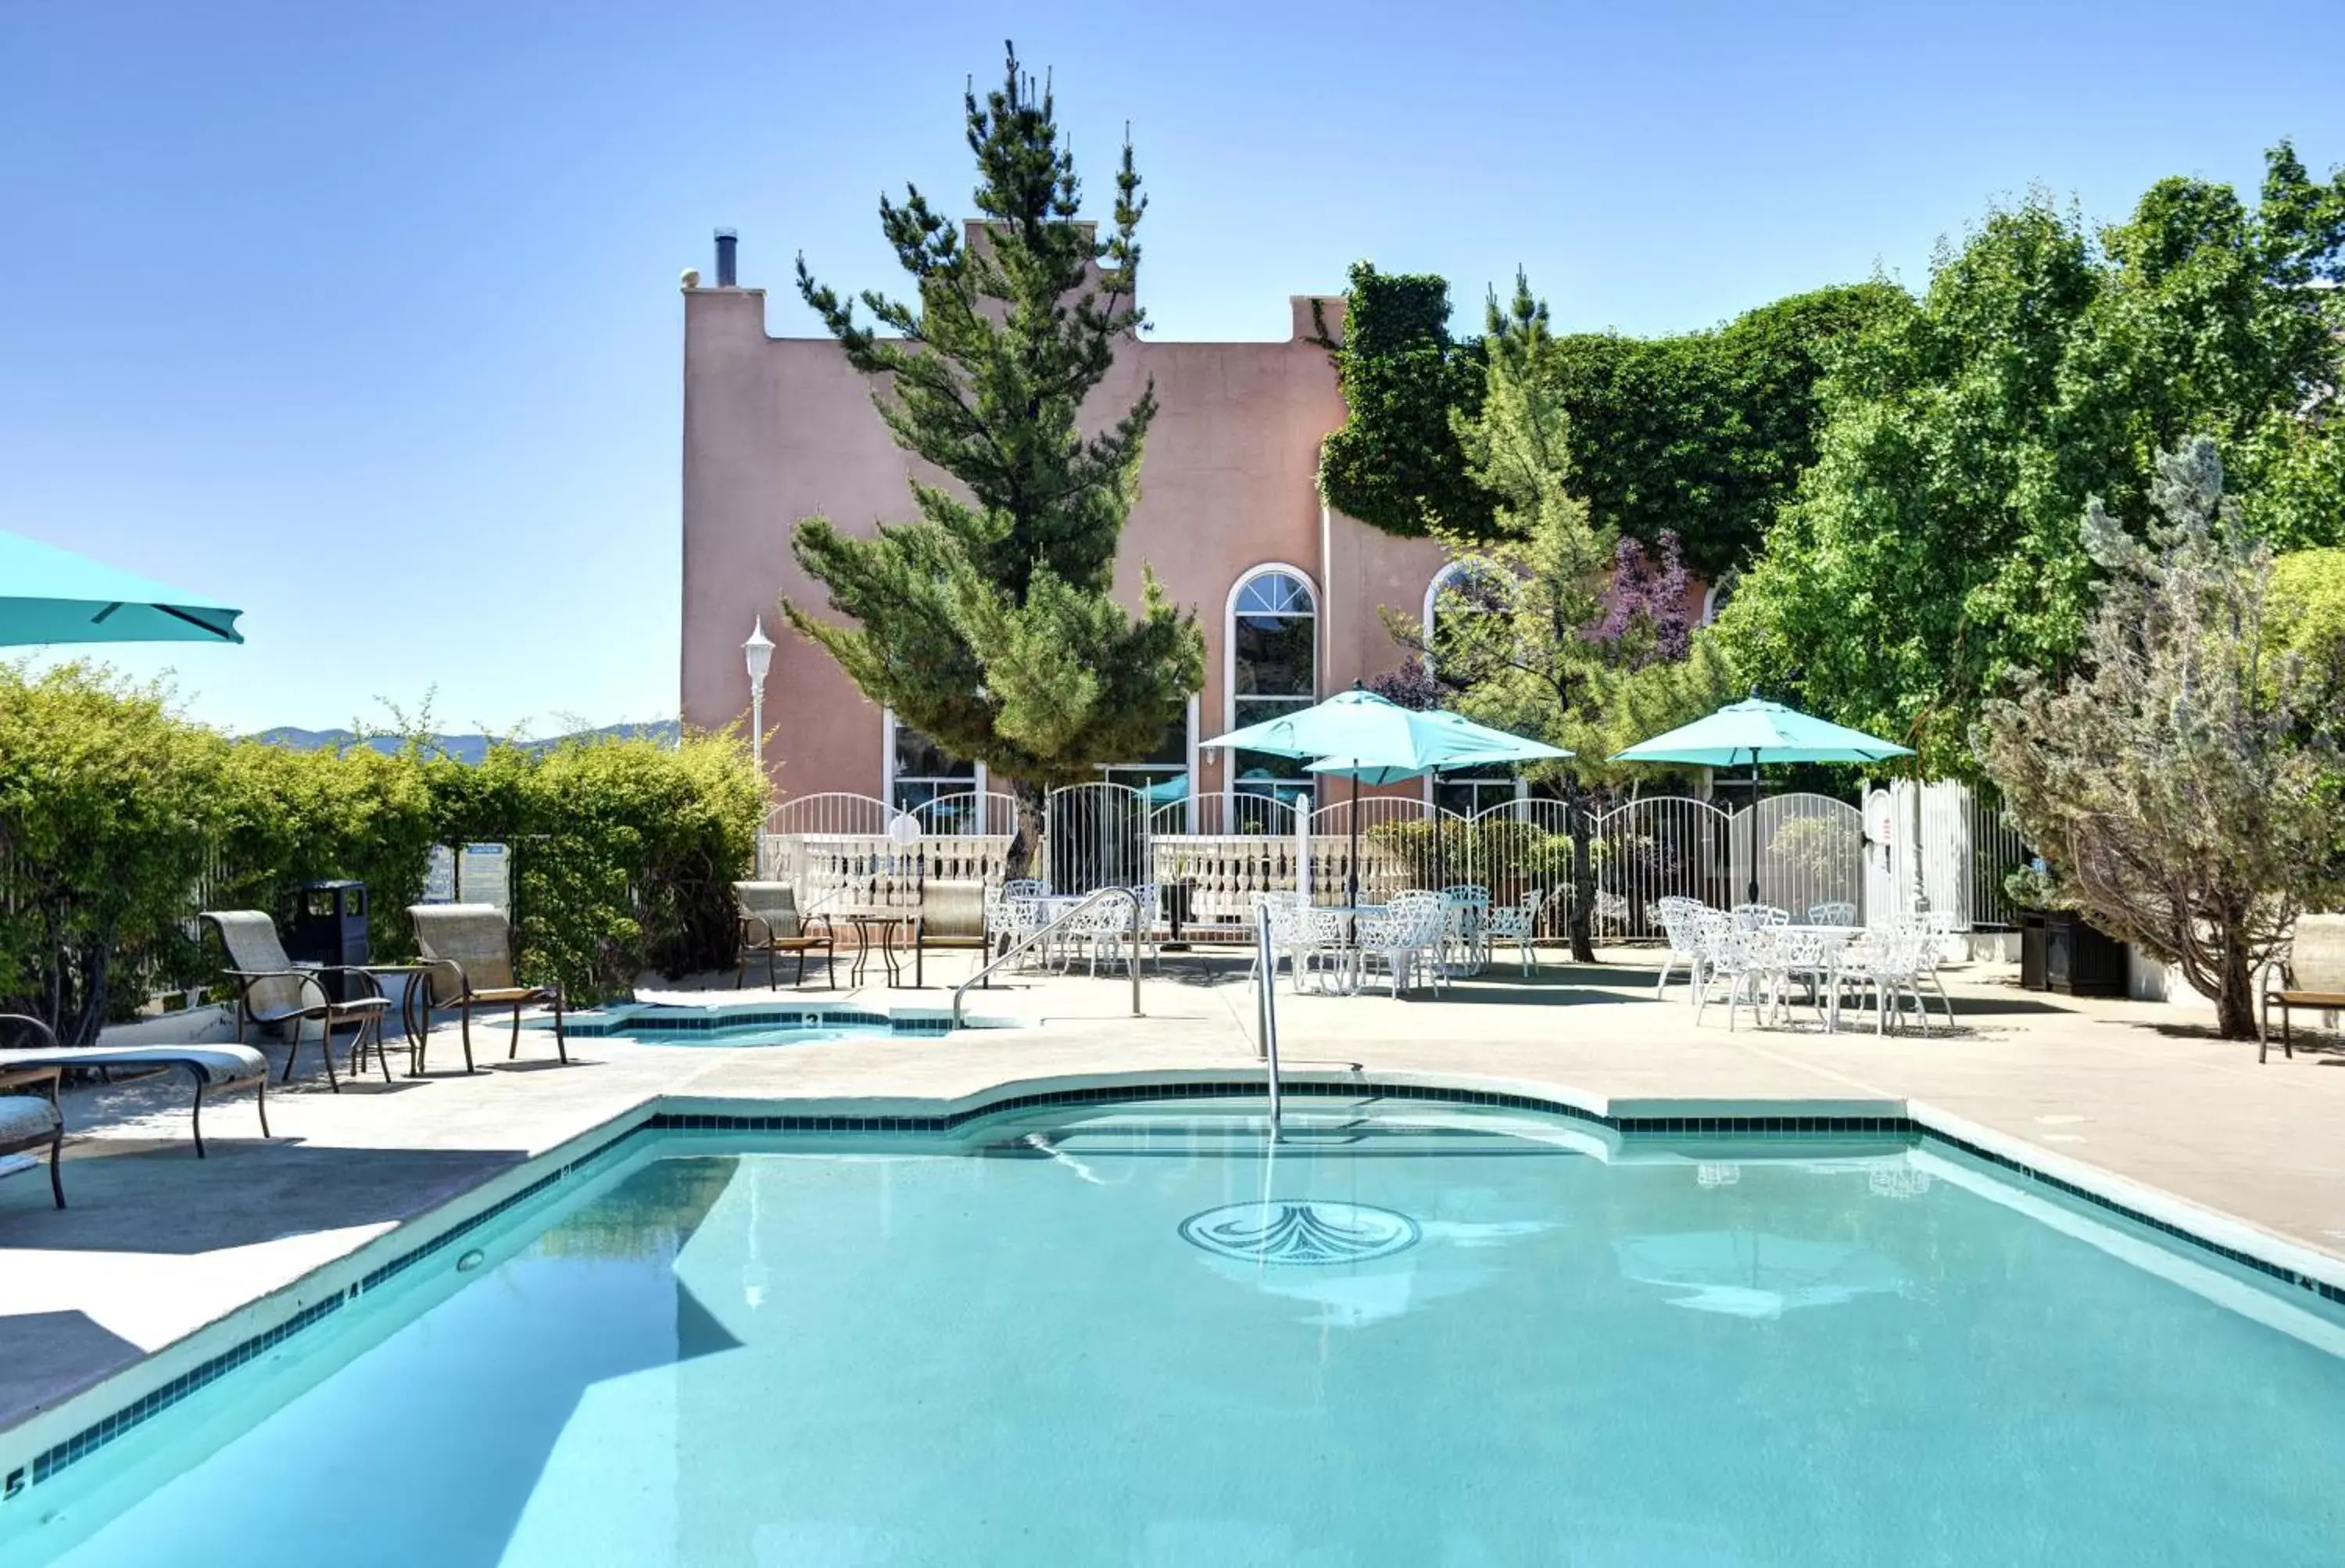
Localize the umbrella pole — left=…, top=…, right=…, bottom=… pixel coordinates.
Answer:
left=1433, top=771, right=1445, bottom=890
left=1351, top=768, right=1369, bottom=904
left=1747, top=754, right=1763, bottom=905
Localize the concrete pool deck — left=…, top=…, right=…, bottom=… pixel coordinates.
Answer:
left=3, top=945, right=2343, bottom=1448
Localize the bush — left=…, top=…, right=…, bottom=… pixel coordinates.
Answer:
left=0, top=665, right=764, bottom=1038
left=0, top=665, right=231, bottom=1044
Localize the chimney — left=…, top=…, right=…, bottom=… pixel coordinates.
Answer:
left=714, top=228, right=738, bottom=288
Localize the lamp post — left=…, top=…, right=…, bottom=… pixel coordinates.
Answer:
left=743, top=616, right=775, bottom=793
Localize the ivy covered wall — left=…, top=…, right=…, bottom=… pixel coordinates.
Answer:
left=1315, top=267, right=1907, bottom=577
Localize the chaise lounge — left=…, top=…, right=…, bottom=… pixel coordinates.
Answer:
left=0, top=1011, right=268, bottom=1159
left=0, top=1057, right=66, bottom=1207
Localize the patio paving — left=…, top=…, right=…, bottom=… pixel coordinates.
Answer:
left=3, top=945, right=2341, bottom=1444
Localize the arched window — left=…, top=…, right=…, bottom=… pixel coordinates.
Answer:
left=1423, top=560, right=1518, bottom=815
left=1226, top=566, right=1317, bottom=802
left=1700, top=577, right=1735, bottom=627
left=1421, top=562, right=1469, bottom=674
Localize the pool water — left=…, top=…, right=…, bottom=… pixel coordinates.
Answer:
left=9, top=1100, right=2344, bottom=1566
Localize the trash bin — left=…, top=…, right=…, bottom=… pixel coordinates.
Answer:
left=285, top=879, right=370, bottom=1003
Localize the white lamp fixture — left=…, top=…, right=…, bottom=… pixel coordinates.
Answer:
left=743, top=617, right=775, bottom=786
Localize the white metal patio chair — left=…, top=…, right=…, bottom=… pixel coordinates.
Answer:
left=1247, top=893, right=1319, bottom=992
left=1693, top=926, right=1770, bottom=1031
left=1806, top=900, right=1858, bottom=926
left=1654, top=896, right=1710, bottom=999
left=1440, top=884, right=1492, bottom=974
left=1357, top=895, right=1447, bottom=999
left=1731, top=903, right=1790, bottom=930
left=1483, top=888, right=1545, bottom=976
left=1833, top=928, right=1939, bottom=1036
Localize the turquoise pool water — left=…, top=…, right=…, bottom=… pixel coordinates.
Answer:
left=9, top=1100, right=2344, bottom=1566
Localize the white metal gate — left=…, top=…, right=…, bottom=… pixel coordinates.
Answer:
left=1591, top=796, right=1732, bottom=938
left=1046, top=782, right=1153, bottom=895
left=1727, top=793, right=1864, bottom=922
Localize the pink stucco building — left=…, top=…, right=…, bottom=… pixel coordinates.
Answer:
left=677, top=231, right=1699, bottom=824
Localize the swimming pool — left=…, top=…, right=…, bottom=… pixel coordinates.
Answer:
left=560, top=1002, right=968, bottom=1048
left=8, top=1097, right=2343, bottom=1565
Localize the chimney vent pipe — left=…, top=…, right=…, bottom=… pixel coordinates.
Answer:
left=714, top=228, right=738, bottom=288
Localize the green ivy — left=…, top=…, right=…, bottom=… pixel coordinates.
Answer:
left=1548, top=284, right=1911, bottom=578
left=1316, top=264, right=1903, bottom=569
left=1316, top=263, right=1495, bottom=538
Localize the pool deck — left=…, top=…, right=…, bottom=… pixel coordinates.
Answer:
left=3, top=945, right=2342, bottom=1451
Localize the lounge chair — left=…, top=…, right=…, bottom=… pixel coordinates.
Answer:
left=0, top=1011, right=267, bottom=1159
left=0, top=1058, right=65, bottom=1207
left=407, top=904, right=567, bottom=1073
left=2260, top=913, right=2345, bottom=1064
left=205, top=909, right=395, bottom=1090
left=733, top=882, right=836, bottom=990
left=913, top=879, right=988, bottom=986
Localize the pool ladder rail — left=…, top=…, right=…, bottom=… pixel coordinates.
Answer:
left=951, top=886, right=1146, bottom=1028
left=1255, top=904, right=1283, bottom=1129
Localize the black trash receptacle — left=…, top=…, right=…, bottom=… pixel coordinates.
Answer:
left=286, top=880, right=370, bottom=1004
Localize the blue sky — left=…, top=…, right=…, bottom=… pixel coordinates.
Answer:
left=2, top=0, right=2336, bottom=735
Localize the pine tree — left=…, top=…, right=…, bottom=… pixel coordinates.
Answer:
left=785, top=45, right=1204, bottom=877
left=1385, top=273, right=1740, bottom=960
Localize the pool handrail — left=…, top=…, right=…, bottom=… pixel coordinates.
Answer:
left=951, top=886, right=1144, bottom=1027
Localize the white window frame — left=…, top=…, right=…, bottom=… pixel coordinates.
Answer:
left=1223, top=563, right=1319, bottom=814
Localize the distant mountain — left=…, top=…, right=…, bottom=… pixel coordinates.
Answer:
left=251, top=720, right=681, bottom=764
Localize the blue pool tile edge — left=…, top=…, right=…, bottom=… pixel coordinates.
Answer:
left=8, top=1075, right=2342, bottom=1508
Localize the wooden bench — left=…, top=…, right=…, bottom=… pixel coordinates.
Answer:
left=2260, top=913, right=2345, bottom=1063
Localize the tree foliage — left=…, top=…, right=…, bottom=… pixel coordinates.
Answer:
left=1316, top=263, right=1495, bottom=538
left=0, top=665, right=764, bottom=1040
left=0, top=664, right=229, bottom=1046
left=1725, top=145, right=2345, bottom=776
left=1975, top=440, right=2337, bottom=1039
left=1546, top=284, right=1910, bottom=577
left=785, top=46, right=1203, bottom=875
left=1382, top=273, right=1742, bottom=956
left=1316, top=267, right=1898, bottom=569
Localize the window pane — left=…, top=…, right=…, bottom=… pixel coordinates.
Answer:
left=1233, top=617, right=1314, bottom=697
left=1233, top=696, right=1311, bottom=729
left=893, top=724, right=974, bottom=781
left=1233, top=748, right=1309, bottom=788
left=1141, top=716, right=1188, bottom=765
left=1237, top=572, right=1311, bottom=617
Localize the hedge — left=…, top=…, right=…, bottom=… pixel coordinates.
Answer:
left=0, top=664, right=764, bottom=1045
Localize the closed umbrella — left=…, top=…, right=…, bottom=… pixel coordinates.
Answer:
left=1203, top=686, right=1569, bottom=906
left=0, top=530, right=243, bottom=646
left=1610, top=696, right=1910, bottom=905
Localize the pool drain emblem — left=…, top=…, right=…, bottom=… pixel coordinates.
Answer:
left=1179, top=1201, right=1420, bottom=1265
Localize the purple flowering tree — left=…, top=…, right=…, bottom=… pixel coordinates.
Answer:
left=1588, top=530, right=1692, bottom=668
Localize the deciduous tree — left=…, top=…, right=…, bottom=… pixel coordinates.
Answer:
left=1726, top=145, right=2345, bottom=776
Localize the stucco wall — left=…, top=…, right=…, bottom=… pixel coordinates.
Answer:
left=679, top=274, right=1459, bottom=807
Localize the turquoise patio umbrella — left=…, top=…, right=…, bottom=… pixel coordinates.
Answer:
left=0, top=529, right=244, bottom=646
left=1609, top=696, right=1910, bottom=905
left=1204, top=686, right=1570, bottom=904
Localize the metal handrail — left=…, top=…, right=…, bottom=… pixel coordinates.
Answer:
left=952, top=886, right=1145, bottom=1027
left=1255, top=903, right=1283, bottom=1128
